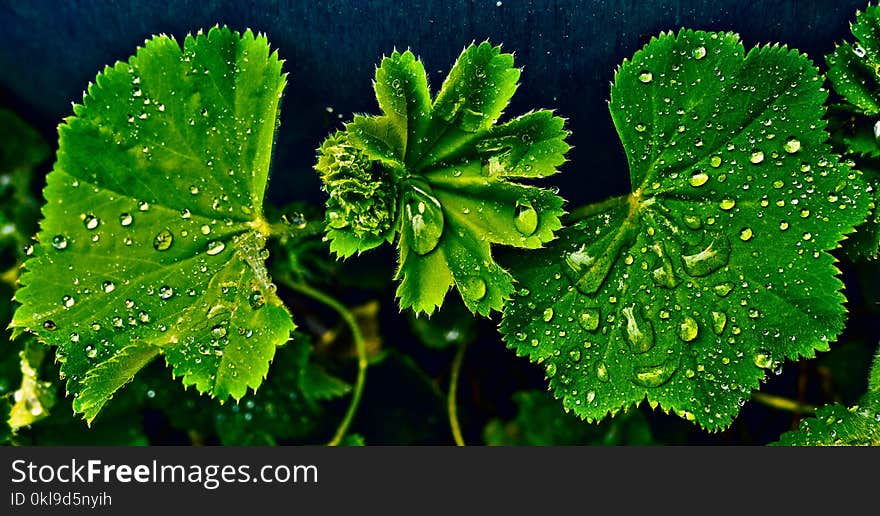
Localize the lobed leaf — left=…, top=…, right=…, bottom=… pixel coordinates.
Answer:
left=826, top=6, right=880, bottom=259
left=11, top=27, right=295, bottom=422
left=773, top=347, right=880, bottom=445
left=316, top=44, right=570, bottom=315
left=501, top=30, right=872, bottom=430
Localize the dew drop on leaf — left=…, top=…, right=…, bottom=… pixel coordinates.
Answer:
left=460, top=276, right=488, bottom=301
left=513, top=199, right=539, bottom=236
left=679, top=315, right=699, bottom=342
left=153, top=229, right=173, bottom=251
left=119, top=213, right=133, bottom=226
left=52, top=235, right=68, bottom=250
left=578, top=308, right=600, bottom=332
left=622, top=305, right=654, bottom=353
left=206, top=240, right=226, bottom=255
left=638, top=70, right=653, bottom=83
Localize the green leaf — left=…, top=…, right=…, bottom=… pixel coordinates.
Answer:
left=7, top=339, right=56, bottom=430
left=773, top=346, right=880, bottom=446
left=501, top=30, right=872, bottom=430
left=825, top=7, right=880, bottom=259
left=483, top=390, right=654, bottom=445
left=11, top=27, right=295, bottom=422
left=315, top=44, right=570, bottom=316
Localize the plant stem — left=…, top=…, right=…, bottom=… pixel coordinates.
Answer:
left=448, top=342, right=467, bottom=446
left=281, top=279, right=368, bottom=446
left=564, top=194, right=629, bottom=222
left=751, top=392, right=816, bottom=414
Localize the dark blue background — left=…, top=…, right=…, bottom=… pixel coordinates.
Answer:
left=0, top=0, right=867, bottom=206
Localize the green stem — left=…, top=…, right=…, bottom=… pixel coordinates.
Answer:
left=448, top=342, right=467, bottom=446
left=564, top=194, right=629, bottom=222
left=751, top=392, right=816, bottom=414
left=281, top=279, right=368, bottom=446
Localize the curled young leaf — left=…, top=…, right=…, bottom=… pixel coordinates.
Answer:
left=12, top=27, right=295, bottom=422
left=501, top=30, right=871, bottom=430
left=315, top=43, right=570, bottom=316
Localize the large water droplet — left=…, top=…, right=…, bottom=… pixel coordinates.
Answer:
left=596, top=363, right=610, bottom=382
left=206, top=241, right=226, bottom=256
left=460, top=276, right=487, bottom=301
left=739, top=227, right=753, bottom=241
left=719, top=198, right=736, bottom=211
left=622, top=305, right=654, bottom=353
left=543, top=307, right=554, bottom=322
left=52, top=235, right=68, bottom=250
left=692, top=46, right=707, bottom=60
left=750, top=150, right=765, bottom=164
left=754, top=351, right=773, bottom=369
left=513, top=199, right=539, bottom=236
left=681, top=233, right=730, bottom=277
left=578, top=308, right=600, bottom=332
left=84, top=214, right=100, bottom=230
left=711, top=311, right=727, bottom=335
left=632, top=356, right=680, bottom=388
left=119, top=213, right=133, bottom=227
left=102, top=281, right=115, bottom=293
left=638, top=70, right=653, bottom=83
left=153, top=229, right=173, bottom=251
left=158, top=285, right=174, bottom=300
left=405, top=186, right=444, bottom=255
left=679, top=315, right=699, bottom=342
left=249, top=290, right=266, bottom=310
left=689, top=172, right=709, bottom=187
left=783, top=137, right=801, bottom=154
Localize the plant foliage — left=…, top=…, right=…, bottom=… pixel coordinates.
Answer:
left=500, top=30, right=871, bottom=430
left=315, top=43, right=570, bottom=316
left=11, top=27, right=295, bottom=422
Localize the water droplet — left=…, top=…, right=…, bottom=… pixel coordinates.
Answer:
left=461, top=276, right=487, bottom=301
left=249, top=290, right=266, bottom=310
left=405, top=187, right=444, bottom=255
left=102, top=281, right=115, bottom=293
left=719, top=198, right=736, bottom=210
left=754, top=351, right=773, bottom=369
left=709, top=155, right=722, bottom=168
left=211, top=324, right=227, bottom=338
left=84, top=214, right=100, bottom=230
left=62, top=295, right=75, bottom=308
left=632, top=357, right=680, bottom=388
left=86, top=345, right=98, bottom=359
left=158, top=285, right=174, bottom=299
left=138, top=201, right=150, bottom=211
left=43, top=320, right=56, bottom=331
left=596, top=363, right=609, bottom=382
left=692, top=46, right=707, bottom=60
left=578, top=308, right=600, bottom=332
left=52, top=235, right=68, bottom=250
left=681, top=234, right=730, bottom=277
left=714, top=282, right=734, bottom=297
left=513, top=199, right=539, bottom=236
left=689, top=172, right=709, bottom=187
left=543, top=307, right=554, bottom=322
left=783, top=137, right=801, bottom=154
left=546, top=363, right=557, bottom=378
left=739, top=227, right=753, bottom=241
left=569, top=350, right=582, bottom=362
left=622, top=305, right=654, bottom=353
left=711, top=311, right=727, bottom=335
left=750, top=151, right=765, bottom=164
left=682, top=214, right=702, bottom=230
left=190, top=185, right=200, bottom=195
left=779, top=221, right=789, bottom=231
left=119, top=213, right=133, bottom=226
left=635, top=123, right=647, bottom=132
left=153, top=229, right=173, bottom=251
left=638, top=70, right=653, bottom=83
left=679, top=315, right=699, bottom=342
left=206, top=240, right=226, bottom=255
